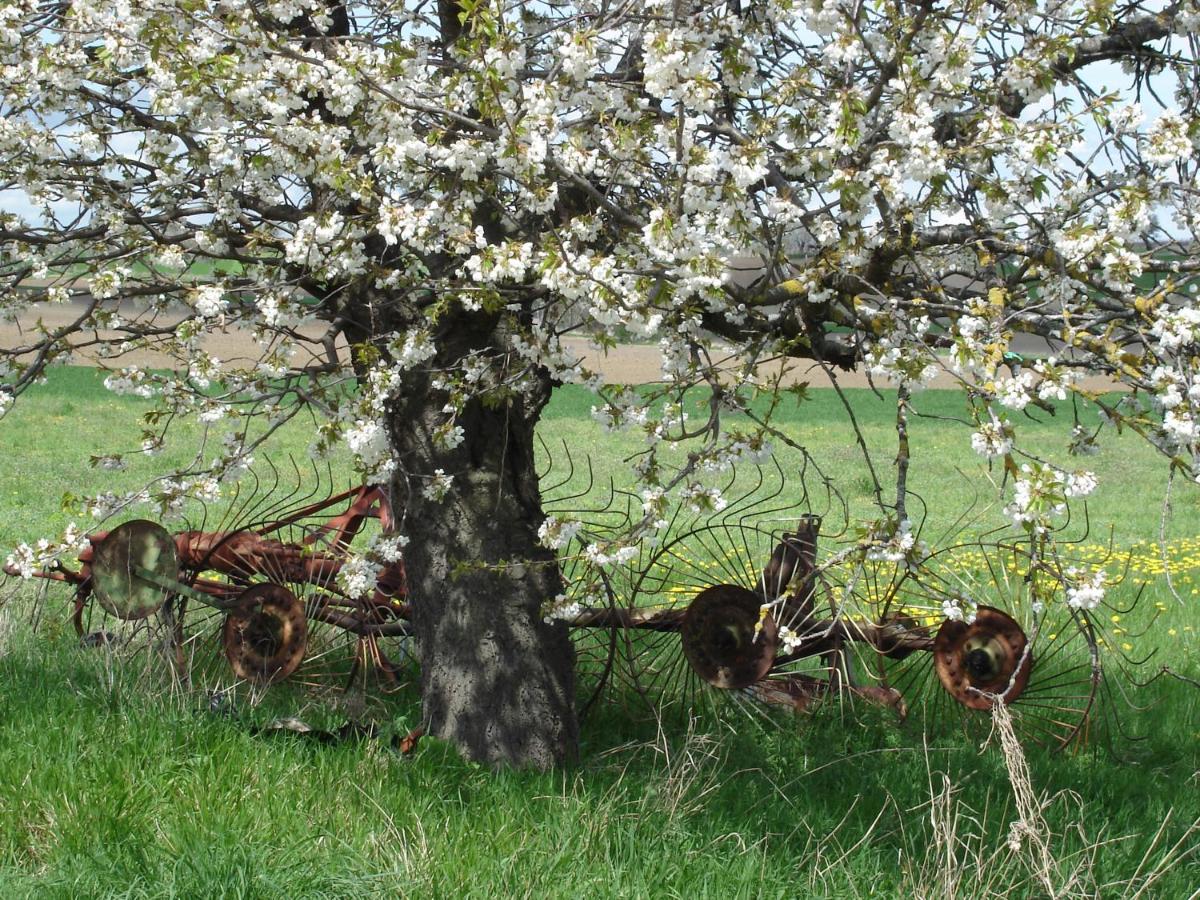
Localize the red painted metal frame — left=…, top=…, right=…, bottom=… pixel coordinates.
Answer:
left=4, top=484, right=408, bottom=637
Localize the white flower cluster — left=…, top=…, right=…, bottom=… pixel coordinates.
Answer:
left=864, top=518, right=923, bottom=563
left=421, top=469, right=454, bottom=503
left=537, top=515, right=583, bottom=551
left=950, top=312, right=1002, bottom=377
left=88, top=268, right=126, bottom=300
left=995, top=371, right=1035, bottom=411
left=556, top=31, right=599, bottom=83
left=862, top=311, right=940, bottom=387
left=1144, top=112, right=1194, bottom=165
left=344, top=419, right=394, bottom=484
left=463, top=241, right=532, bottom=284
left=642, top=27, right=716, bottom=111
left=777, top=624, right=806, bottom=655
left=366, top=532, right=408, bottom=563
left=103, top=367, right=156, bottom=398
left=542, top=593, right=583, bottom=625
left=433, top=423, right=465, bottom=451
left=583, top=541, right=640, bottom=568
left=699, top=435, right=774, bottom=473
left=591, top=389, right=649, bottom=434
left=1065, top=568, right=1106, bottom=611
left=1005, top=463, right=1097, bottom=531
left=336, top=530, right=408, bottom=599
left=337, top=553, right=380, bottom=599
left=1149, top=306, right=1200, bottom=353
left=971, top=413, right=1014, bottom=459
left=680, top=484, right=728, bottom=514
left=1064, top=471, right=1098, bottom=498
left=1032, top=359, right=1079, bottom=402
left=940, top=597, right=977, bottom=624
left=388, top=330, right=437, bottom=371
left=190, top=284, right=228, bottom=319
left=5, top=523, right=90, bottom=579
left=284, top=212, right=365, bottom=277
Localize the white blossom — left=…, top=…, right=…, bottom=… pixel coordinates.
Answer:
left=1066, top=569, right=1106, bottom=611
left=1145, top=112, right=1194, bottom=164
left=191, top=285, right=228, bottom=319
left=422, top=469, right=454, bottom=503
left=538, top=516, right=583, bottom=550
left=542, top=593, right=583, bottom=624
left=971, top=414, right=1014, bottom=459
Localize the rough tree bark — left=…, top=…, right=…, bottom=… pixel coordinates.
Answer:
left=385, top=311, right=578, bottom=769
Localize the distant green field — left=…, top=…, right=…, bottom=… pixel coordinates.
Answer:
left=0, top=368, right=1198, bottom=897
left=2, top=366, right=1194, bottom=549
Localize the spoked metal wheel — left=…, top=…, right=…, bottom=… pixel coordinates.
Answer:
left=855, top=540, right=1105, bottom=751
left=71, top=519, right=188, bottom=678
left=613, top=517, right=779, bottom=724
left=600, top=505, right=898, bottom=728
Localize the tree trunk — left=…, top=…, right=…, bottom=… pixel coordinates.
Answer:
left=386, top=336, right=577, bottom=769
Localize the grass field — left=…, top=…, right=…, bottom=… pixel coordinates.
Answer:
left=1, top=369, right=1198, bottom=897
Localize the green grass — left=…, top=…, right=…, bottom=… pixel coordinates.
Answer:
left=0, top=368, right=1192, bottom=548
left=1, top=369, right=1199, bottom=897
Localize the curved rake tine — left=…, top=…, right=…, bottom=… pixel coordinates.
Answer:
left=218, top=455, right=278, bottom=533
left=538, top=437, right=580, bottom=498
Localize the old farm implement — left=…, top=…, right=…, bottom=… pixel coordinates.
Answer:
left=5, top=464, right=1120, bottom=751
left=10, top=480, right=411, bottom=690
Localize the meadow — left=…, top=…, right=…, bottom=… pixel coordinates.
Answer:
left=0, top=368, right=1198, bottom=898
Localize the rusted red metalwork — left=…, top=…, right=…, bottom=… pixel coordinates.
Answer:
left=933, top=606, right=1032, bottom=709
left=223, top=582, right=309, bottom=684
left=760, top=516, right=820, bottom=624
left=681, top=584, right=779, bottom=689
left=7, top=484, right=405, bottom=625
left=5, top=484, right=1036, bottom=732
left=2, top=483, right=414, bottom=688
left=748, top=674, right=907, bottom=717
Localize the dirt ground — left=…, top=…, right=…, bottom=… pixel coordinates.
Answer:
left=2, top=300, right=1121, bottom=391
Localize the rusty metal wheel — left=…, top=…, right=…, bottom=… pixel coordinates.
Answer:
left=933, top=606, right=1032, bottom=710
left=850, top=540, right=1106, bottom=751
left=172, top=533, right=412, bottom=702
left=681, top=584, right=779, bottom=689
left=223, top=583, right=308, bottom=684
left=90, top=520, right=177, bottom=621
left=596, top=478, right=863, bottom=726
left=158, top=469, right=416, bottom=706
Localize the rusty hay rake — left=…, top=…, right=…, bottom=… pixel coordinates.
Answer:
left=4, top=457, right=1140, bottom=751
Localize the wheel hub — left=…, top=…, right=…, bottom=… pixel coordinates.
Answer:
left=681, top=584, right=778, bottom=689
left=934, top=606, right=1032, bottom=709
left=222, top=583, right=308, bottom=685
